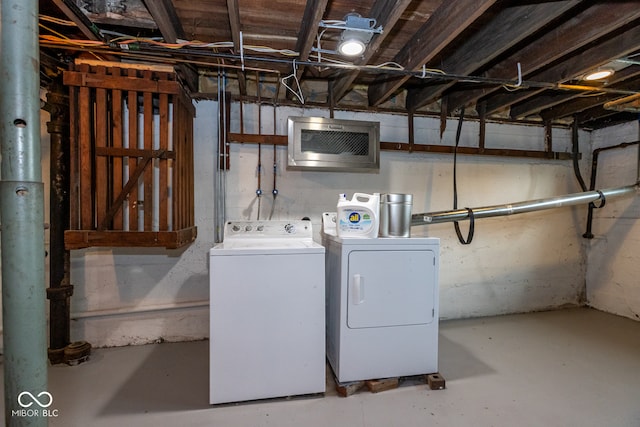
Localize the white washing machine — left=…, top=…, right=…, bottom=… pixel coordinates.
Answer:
left=322, top=220, right=439, bottom=383
left=209, top=220, right=325, bottom=404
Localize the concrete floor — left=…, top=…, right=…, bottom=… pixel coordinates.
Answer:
left=2, top=307, right=640, bottom=426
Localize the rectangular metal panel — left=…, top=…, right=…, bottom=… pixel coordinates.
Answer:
left=287, top=116, right=379, bottom=172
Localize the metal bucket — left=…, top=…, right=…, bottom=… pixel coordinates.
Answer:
left=379, top=193, right=413, bottom=237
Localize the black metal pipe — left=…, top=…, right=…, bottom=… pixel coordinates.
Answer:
left=572, top=119, right=587, bottom=192
left=44, top=78, right=75, bottom=364
left=583, top=140, right=640, bottom=239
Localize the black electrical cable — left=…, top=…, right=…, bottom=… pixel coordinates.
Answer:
left=269, top=144, right=278, bottom=220
left=452, top=107, right=475, bottom=245
left=572, top=119, right=588, bottom=192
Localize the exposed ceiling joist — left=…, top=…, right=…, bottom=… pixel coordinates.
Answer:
left=540, top=94, right=613, bottom=122
left=483, top=21, right=640, bottom=115
left=540, top=66, right=640, bottom=121
left=294, top=0, right=328, bottom=60
left=39, top=0, right=640, bottom=130
left=142, top=0, right=184, bottom=41
left=141, top=0, right=198, bottom=92
left=367, top=0, right=498, bottom=108
left=446, top=1, right=640, bottom=115
left=226, top=0, right=247, bottom=95
left=287, top=0, right=329, bottom=101
left=330, top=0, right=413, bottom=103
left=406, top=0, right=581, bottom=112
left=50, top=0, right=105, bottom=41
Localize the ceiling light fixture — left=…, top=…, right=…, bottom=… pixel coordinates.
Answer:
left=583, top=68, right=614, bottom=81
left=338, top=30, right=367, bottom=56
left=317, top=13, right=383, bottom=57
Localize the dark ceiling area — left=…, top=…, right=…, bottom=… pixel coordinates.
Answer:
left=39, top=0, right=640, bottom=130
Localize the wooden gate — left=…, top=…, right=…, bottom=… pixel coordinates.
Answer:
left=63, top=61, right=197, bottom=249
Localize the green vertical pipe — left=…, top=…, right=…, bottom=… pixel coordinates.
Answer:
left=0, top=0, right=48, bottom=426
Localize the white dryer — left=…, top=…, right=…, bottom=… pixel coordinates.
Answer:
left=323, top=225, right=439, bottom=383
left=209, top=220, right=325, bottom=404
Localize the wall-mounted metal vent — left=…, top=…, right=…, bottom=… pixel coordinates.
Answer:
left=287, top=117, right=380, bottom=172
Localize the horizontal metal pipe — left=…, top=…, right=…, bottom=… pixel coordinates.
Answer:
left=412, top=183, right=639, bottom=226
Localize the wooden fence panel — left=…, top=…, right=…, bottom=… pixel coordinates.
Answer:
left=63, top=62, right=197, bottom=249
left=111, top=67, right=124, bottom=230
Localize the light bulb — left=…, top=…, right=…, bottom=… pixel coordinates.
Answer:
left=584, top=69, right=614, bottom=81
left=338, top=39, right=366, bottom=56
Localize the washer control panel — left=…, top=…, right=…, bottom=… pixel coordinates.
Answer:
left=224, top=220, right=313, bottom=239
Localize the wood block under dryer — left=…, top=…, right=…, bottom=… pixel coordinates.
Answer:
left=427, top=373, right=446, bottom=390
left=335, top=380, right=365, bottom=397
left=365, top=377, right=400, bottom=393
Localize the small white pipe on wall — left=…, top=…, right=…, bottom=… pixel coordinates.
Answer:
left=71, top=300, right=209, bottom=319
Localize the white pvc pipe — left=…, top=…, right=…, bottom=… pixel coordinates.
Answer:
left=71, top=300, right=209, bottom=319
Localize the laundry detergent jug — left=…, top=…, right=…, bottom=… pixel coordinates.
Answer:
left=336, top=193, right=380, bottom=238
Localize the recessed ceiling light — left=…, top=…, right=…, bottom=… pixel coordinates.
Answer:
left=338, top=34, right=366, bottom=56
left=316, top=13, right=382, bottom=58
left=583, top=68, right=614, bottom=81
left=337, top=14, right=378, bottom=57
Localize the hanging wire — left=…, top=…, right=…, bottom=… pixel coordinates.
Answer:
left=452, top=107, right=475, bottom=245
left=38, top=14, right=640, bottom=99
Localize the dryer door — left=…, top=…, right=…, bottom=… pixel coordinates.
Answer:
left=347, top=249, right=436, bottom=329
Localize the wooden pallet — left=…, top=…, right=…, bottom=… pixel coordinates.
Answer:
left=335, top=373, right=446, bottom=397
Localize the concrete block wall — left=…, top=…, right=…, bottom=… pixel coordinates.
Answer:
left=586, top=121, right=640, bottom=320
left=7, top=100, right=633, bottom=349
left=67, top=100, right=595, bottom=346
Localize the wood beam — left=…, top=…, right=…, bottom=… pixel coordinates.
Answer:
left=446, top=1, right=640, bottom=114
left=510, top=92, right=583, bottom=119
left=331, top=0, right=413, bottom=103
left=226, top=0, right=247, bottom=95
left=141, top=0, right=198, bottom=92
left=483, top=22, right=640, bottom=115
left=142, top=0, right=185, bottom=41
left=50, top=0, right=104, bottom=41
left=379, top=142, right=571, bottom=160
left=295, top=0, right=329, bottom=63
left=579, top=108, right=639, bottom=128
left=539, top=94, right=614, bottom=122
left=65, top=228, right=198, bottom=250
left=367, top=0, right=498, bottom=107
left=227, top=132, right=572, bottom=160
left=518, top=66, right=640, bottom=120
left=577, top=105, right=622, bottom=125
left=50, top=0, right=120, bottom=62
left=287, top=0, right=329, bottom=102
left=406, top=0, right=580, bottom=111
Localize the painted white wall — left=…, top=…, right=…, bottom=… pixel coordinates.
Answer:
left=25, top=99, right=606, bottom=348
left=586, top=121, right=640, bottom=320
left=67, top=101, right=218, bottom=347
left=226, top=104, right=588, bottom=321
